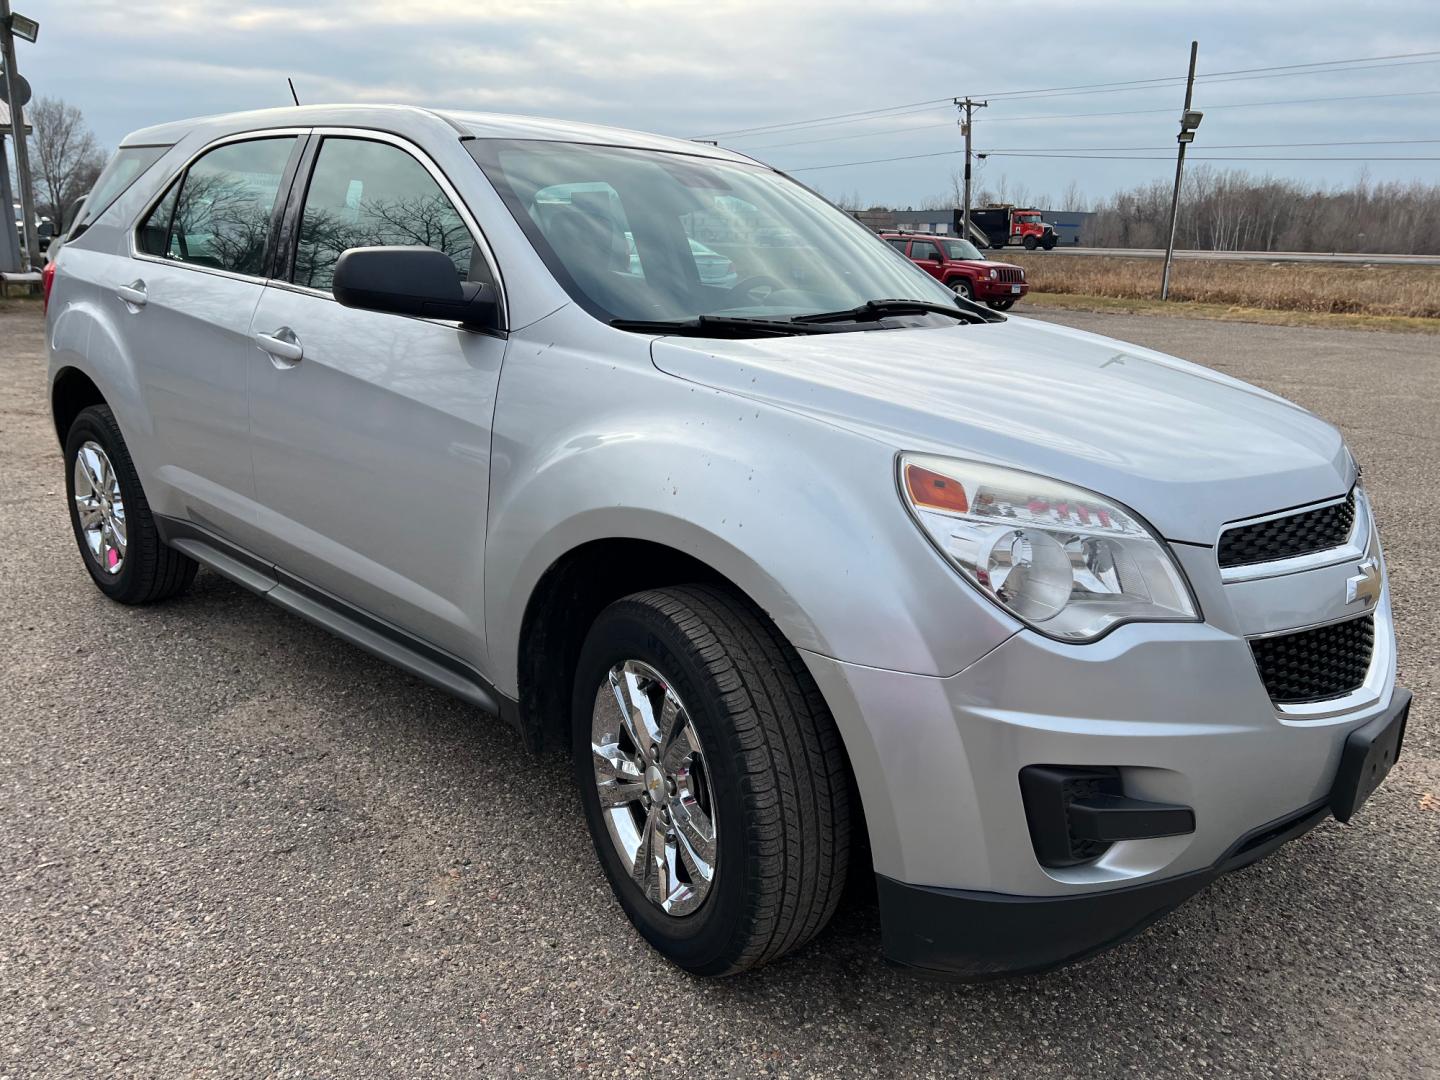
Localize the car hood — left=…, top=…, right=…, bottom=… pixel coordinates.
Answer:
left=960, top=258, right=1021, bottom=273
left=651, top=316, right=1350, bottom=545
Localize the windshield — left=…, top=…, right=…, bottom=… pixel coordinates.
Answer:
left=941, top=239, right=984, bottom=261
left=470, top=140, right=959, bottom=325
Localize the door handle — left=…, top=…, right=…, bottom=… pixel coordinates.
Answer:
left=115, top=280, right=147, bottom=308
left=254, top=328, right=304, bottom=364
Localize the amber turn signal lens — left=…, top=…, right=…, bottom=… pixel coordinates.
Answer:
left=905, top=463, right=969, bottom=514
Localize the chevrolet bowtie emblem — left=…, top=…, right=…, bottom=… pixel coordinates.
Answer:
left=1345, top=559, right=1381, bottom=607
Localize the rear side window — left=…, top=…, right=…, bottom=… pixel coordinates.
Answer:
left=292, top=137, right=487, bottom=293
left=69, top=145, right=168, bottom=239
left=886, top=238, right=908, bottom=252
left=137, top=136, right=297, bottom=277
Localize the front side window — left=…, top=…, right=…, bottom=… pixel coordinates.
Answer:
left=941, top=239, right=984, bottom=261
left=293, top=137, right=486, bottom=293
left=471, top=140, right=956, bottom=325
left=136, top=137, right=296, bottom=276
left=910, top=240, right=939, bottom=262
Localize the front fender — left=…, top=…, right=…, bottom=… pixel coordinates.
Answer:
left=483, top=308, right=1020, bottom=700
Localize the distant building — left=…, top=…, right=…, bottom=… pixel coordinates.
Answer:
left=850, top=206, right=1094, bottom=245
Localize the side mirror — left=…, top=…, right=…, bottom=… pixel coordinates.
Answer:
left=332, top=246, right=501, bottom=331
left=933, top=250, right=945, bottom=262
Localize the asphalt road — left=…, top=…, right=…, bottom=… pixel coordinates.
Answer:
left=2, top=301, right=1437, bottom=1079
left=1006, top=246, right=1440, bottom=266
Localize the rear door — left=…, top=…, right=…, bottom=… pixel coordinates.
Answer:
left=98, top=132, right=303, bottom=544
left=245, top=131, right=506, bottom=666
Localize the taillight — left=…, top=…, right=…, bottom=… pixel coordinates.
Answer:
left=42, top=261, right=56, bottom=313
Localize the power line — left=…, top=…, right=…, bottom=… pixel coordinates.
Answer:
left=967, top=48, right=1440, bottom=99
left=983, top=138, right=1440, bottom=152
left=969, top=56, right=1440, bottom=106
left=714, top=75, right=1434, bottom=149
left=783, top=144, right=1440, bottom=172
left=751, top=89, right=1440, bottom=153
left=990, top=154, right=1440, bottom=161
left=784, top=148, right=1440, bottom=173
left=699, top=97, right=953, bottom=139
left=970, top=88, right=1440, bottom=126
left=700, top=49, right=1440, bottom=140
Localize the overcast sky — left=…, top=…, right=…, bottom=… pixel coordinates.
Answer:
left=16, top=0, right=1440, bottom=208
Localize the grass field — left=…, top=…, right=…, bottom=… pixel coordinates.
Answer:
left=1007, top=253, right=1440, bottom=324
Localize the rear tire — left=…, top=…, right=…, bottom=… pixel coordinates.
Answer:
left=63, top=404, right=198, bottom=605
left=573, top=585, right=852, bottom=976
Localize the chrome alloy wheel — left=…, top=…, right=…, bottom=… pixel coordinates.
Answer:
left=73, top=441, right=127, bottom=575
left=591, top=660, right=717, bottom=916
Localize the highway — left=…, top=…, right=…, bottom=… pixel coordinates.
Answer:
left=1010, top=246, right=1440, bottom=266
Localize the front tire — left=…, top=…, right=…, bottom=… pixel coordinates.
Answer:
left=949, top=278, right=973, bottom=300
left=573, top=585, right=852, bottom=976
left=64, top=404, right=198, bottom=604
left=1023, top=235, right=1039, bottom=251
left=986, top=298, right=1016, bottom=311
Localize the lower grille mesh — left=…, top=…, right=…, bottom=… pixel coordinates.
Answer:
left=1251, top=615, right=1374, bottom=704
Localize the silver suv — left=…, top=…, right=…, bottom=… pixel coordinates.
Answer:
left=46, top=105, right=1408, bottom=979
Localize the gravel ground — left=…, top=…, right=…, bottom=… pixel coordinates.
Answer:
left=1, top=302, right=1436, bottom=1079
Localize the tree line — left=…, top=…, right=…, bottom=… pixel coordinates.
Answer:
left=1084, top=166, right=1440, bottom=254
left=827, top=164, right=1440, bottom=254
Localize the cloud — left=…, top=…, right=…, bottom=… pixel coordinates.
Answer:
left=21, top=0, right=1440, bottom=205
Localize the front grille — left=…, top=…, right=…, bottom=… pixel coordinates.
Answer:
left=994, top=267, right=1024, bottom=284
left=1219, top=489, right=1356, bottom=569
left=1251, top=615, right=1374, bottom=704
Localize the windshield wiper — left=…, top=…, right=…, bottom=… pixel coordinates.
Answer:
left=792, top=298, right=997, bottom=326
left=610, top=315, right=848, bottom=338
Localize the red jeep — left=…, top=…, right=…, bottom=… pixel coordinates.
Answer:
left=880, top=232, right=1028, bottom=311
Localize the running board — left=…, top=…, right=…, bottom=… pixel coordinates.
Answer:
left=155, top=515, right=514, bottom=724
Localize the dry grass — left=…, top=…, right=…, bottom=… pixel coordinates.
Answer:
left=1007, top=254, right=1440, bottom=320
left=1016, top=291, right=1440, bottom=335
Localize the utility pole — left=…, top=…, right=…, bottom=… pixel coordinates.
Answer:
left=1160, top=41, right=1201, bottom=300
left=1, top=0, right=40, bottom=269
left=955, top=96, right=987, bottom=242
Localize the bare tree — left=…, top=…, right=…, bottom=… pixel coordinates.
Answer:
left=26, top=97, right=105, bottom=226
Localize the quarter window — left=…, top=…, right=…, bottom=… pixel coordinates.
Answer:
left=293, top=137, right=486, bottom=293
left=136, top=137, right=296, bottom=276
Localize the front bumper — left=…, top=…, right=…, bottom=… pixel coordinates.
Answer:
left=976, top=280, right=1028, bottom=300
left=880, top=683, right=1407, bottom=978
left=800, top=585, right=1401, bottom=976
left=878, top=795, right=1334, bottom=980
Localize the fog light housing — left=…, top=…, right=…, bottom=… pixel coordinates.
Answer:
left=1019, top=765, right=1196, bottom=869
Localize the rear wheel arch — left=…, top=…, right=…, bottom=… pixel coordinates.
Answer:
left=51, top=366, right=107, bottom=445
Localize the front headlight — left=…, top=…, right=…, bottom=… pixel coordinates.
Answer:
left=988, top=268, right=998, bottom=280
left=899, top=454, right=1198, bottom=642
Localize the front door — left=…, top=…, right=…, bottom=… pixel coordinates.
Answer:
left=246, top=133, right=506, bottom=667
left=908, top=239, right=943, bottom=281
left=101, top=134, right=301, bottom=545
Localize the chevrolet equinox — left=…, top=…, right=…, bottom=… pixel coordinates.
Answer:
left=45, top=105, right=1408, bottom=979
